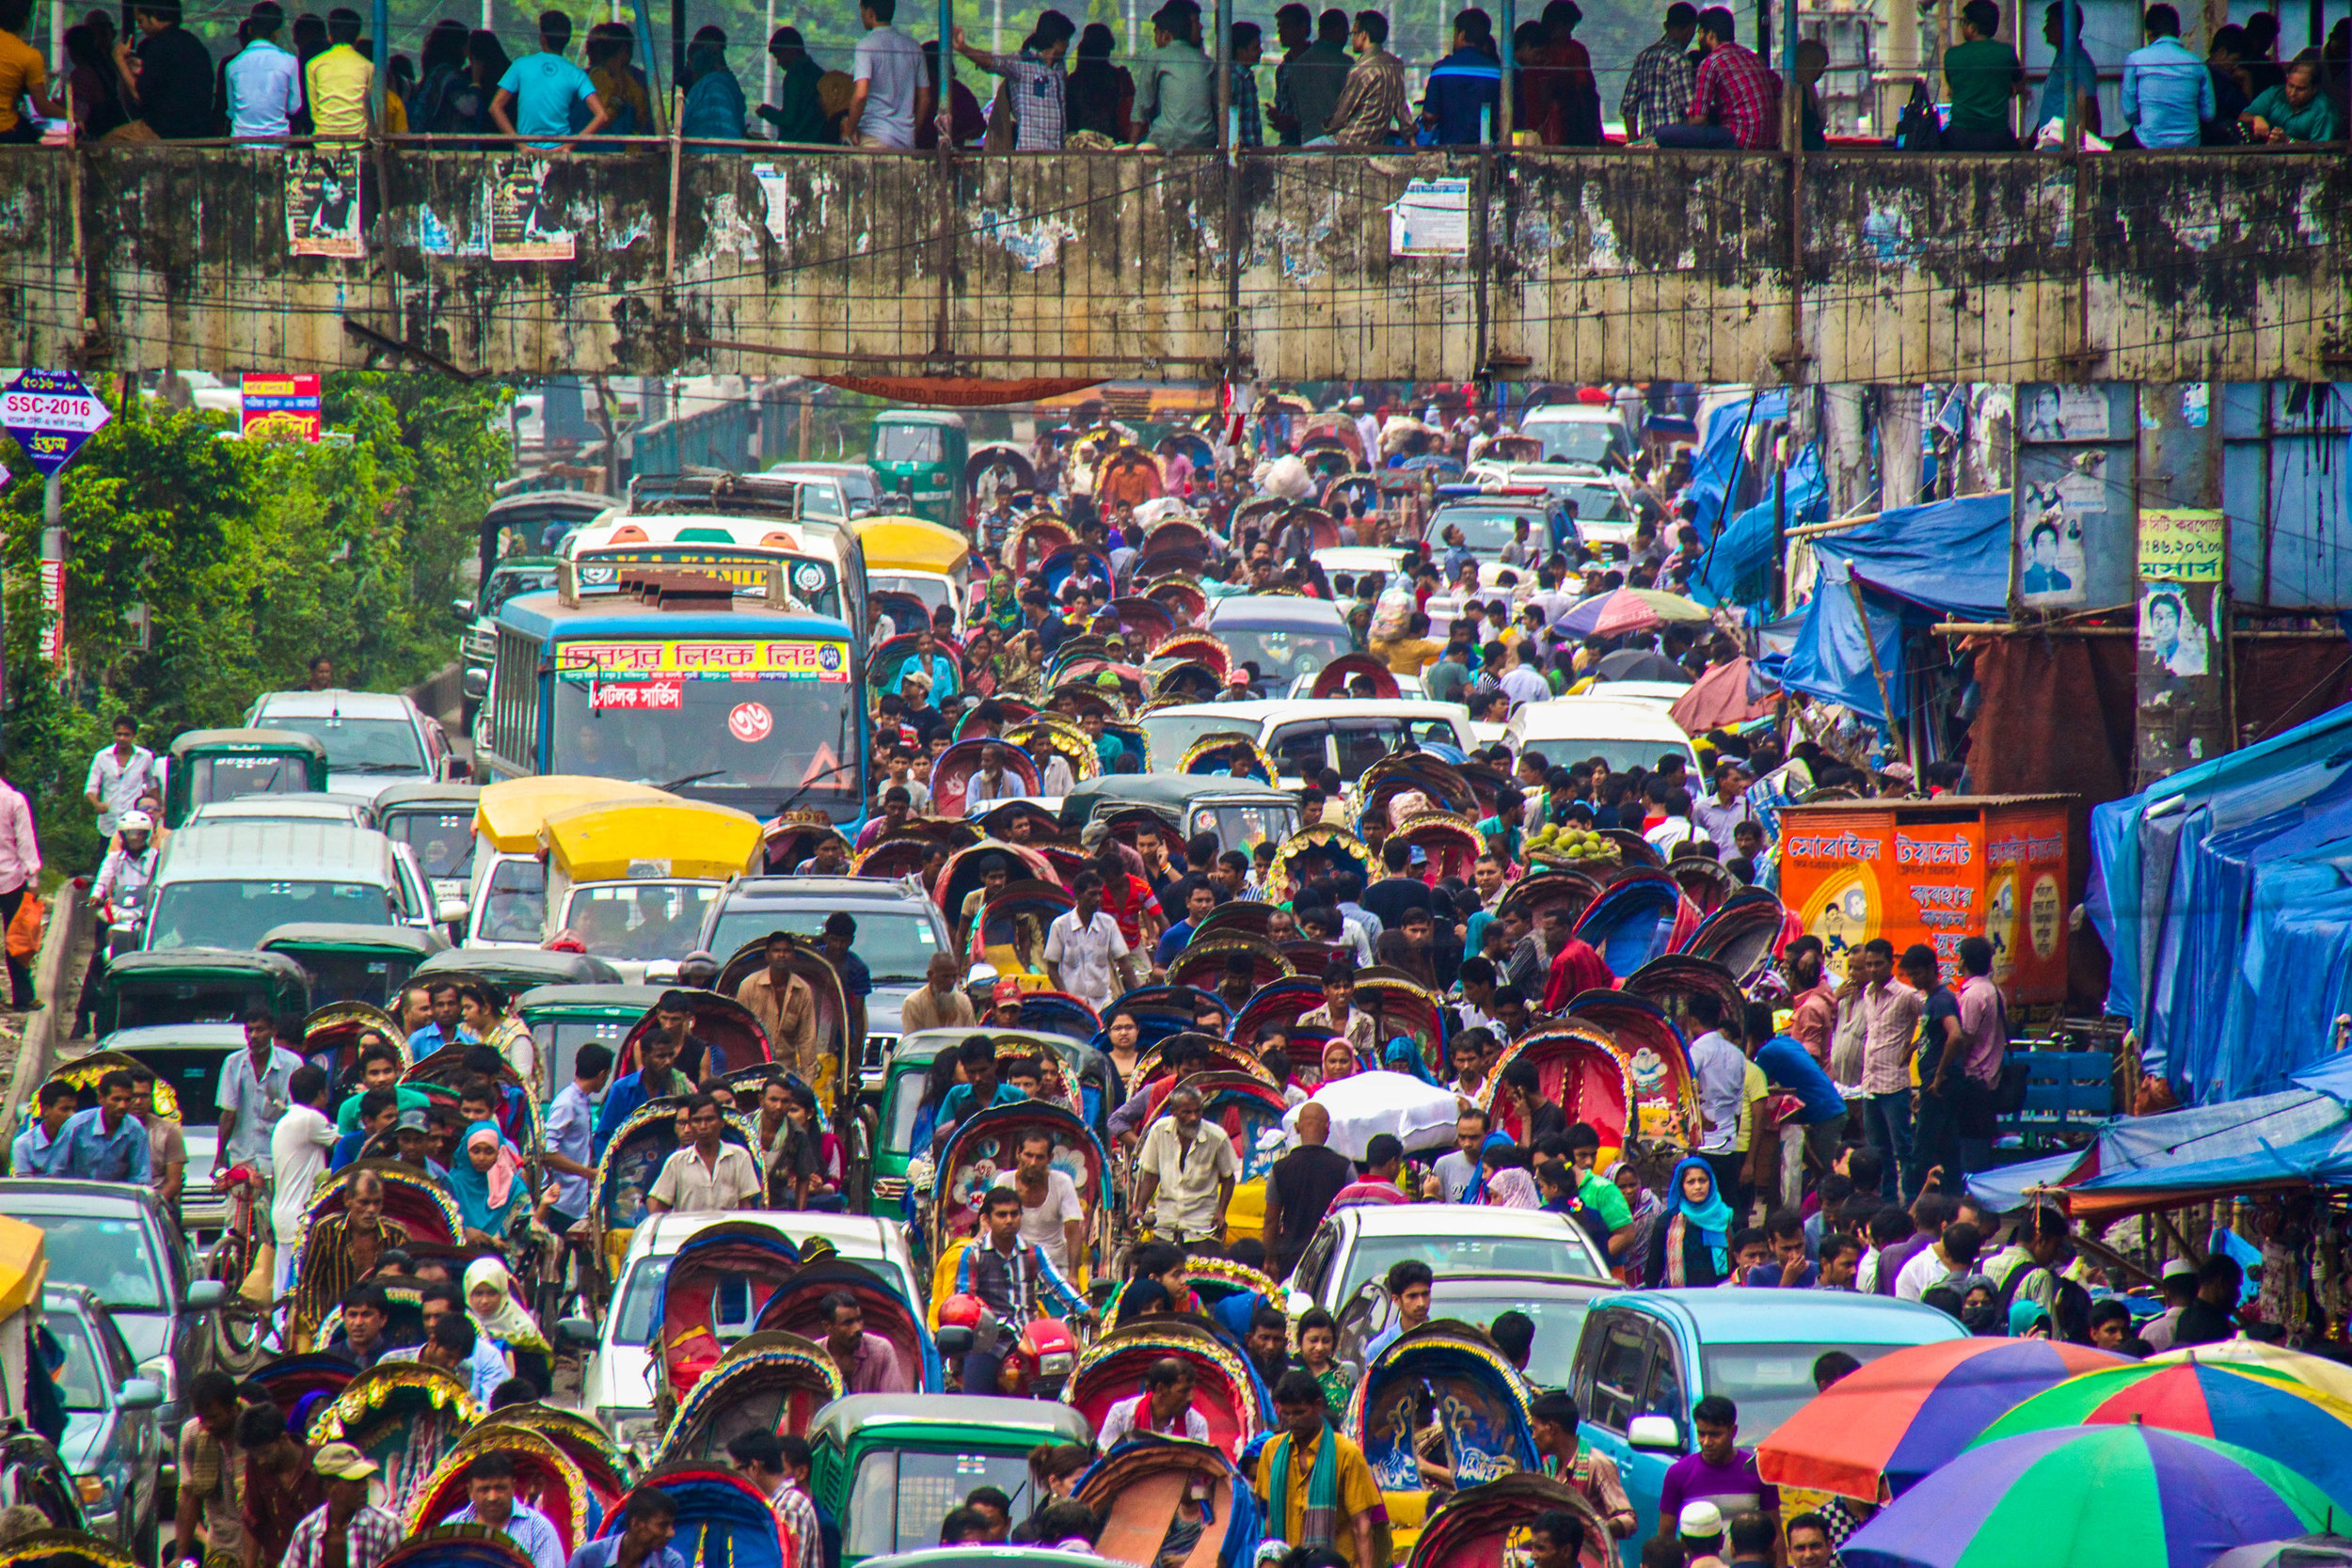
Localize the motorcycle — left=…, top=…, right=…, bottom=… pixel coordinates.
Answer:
left=934, top=1293, right=1080, bottom=1399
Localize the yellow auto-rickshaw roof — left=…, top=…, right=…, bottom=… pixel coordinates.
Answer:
left=474, top=776, right=675, bottom=854
left=538, top=797, right=765, bottom=882
left=854, top=515, right=972, bottom=576
left=0, top=1215, right=47, bottom=1321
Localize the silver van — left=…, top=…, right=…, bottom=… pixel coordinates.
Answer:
left=139, top=821, right=440, bottom=953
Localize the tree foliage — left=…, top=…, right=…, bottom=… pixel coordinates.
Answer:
left=0, top=372, right=513, bottom=869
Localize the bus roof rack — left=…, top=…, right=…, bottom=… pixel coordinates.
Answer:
left=555, top=558, right=806, bottom=613
left=628, top=470, right=808, bottom=518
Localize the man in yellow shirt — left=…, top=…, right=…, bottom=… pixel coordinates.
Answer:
left=1256, top=1370, right=1389, bottom=1567
left=305, top=7, right=373, bottom=136
left=0, top=0, right=66, bottom=142
left=1374, top=607, right=1443, bottom=677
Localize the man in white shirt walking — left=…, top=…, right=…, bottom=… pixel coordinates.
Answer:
left=84, top=714, right=157, bottom=847
left=846, top=0, right=928, bottom=146
left=1043, top=869, right=1137, bottom=1011
left=269, top=1065, right=339, bottom=1292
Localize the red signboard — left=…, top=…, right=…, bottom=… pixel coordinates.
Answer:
left=590, top=678, right=681, bottom=710
left=242, top=373, right=322, bottom=442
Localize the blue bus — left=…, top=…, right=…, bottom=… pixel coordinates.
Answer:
left=479, top=571, right=868, bottom=832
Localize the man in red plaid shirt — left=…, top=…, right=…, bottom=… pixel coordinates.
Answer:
left=1656, top=5, right=1782, bottom=148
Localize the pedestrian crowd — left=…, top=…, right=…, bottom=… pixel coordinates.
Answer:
left=8, top=0, right=2338, bottom=149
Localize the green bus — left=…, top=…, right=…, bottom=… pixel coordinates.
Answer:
left=868, top=410, right=969, bottom=529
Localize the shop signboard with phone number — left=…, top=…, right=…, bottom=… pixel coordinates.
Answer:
left=554, top=639, right=850, bottom=681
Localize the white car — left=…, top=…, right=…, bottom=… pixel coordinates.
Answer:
left=245, top=689, right=460, bottom=800
left=1280, top=1202, right=1612, bottom=1318
left=576, top=1211, right=921, bottom=1459
left=1516, top=403, right=1637, bottom=470
left=1136, top=699, right=1478, bottom=791
left=1500, top=695, right=1703, bottom=775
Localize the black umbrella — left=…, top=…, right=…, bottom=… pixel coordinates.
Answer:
left=1593, top=649, right=1692, bottom=684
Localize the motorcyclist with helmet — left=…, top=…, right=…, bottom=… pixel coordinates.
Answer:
left=946, top=1185, right=1089, bottom=1393
left=72, top=809, right=159, bottom=1038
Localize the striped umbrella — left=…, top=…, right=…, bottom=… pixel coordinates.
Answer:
left=1553, top=587, right=1712, bottom=639
left=1971, top=1358, right=2352, bottom=1502
left=2141, top=1340, right=2352, bottom=1407
left=1841, top=1425, right=2351, bottom=1568
left=1756, top=1337, right=2127, bottom=1501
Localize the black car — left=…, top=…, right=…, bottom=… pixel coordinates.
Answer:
left=0, top=1181, right=225, bottom=1466
left=698, top=874, right=953, bottom=1095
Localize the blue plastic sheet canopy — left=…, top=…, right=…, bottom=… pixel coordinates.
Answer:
left=1964, top=1086, right=2352, bottom=1212
left=1692, top=447, right=1824, bottom=614
left=2084, top=700, right=2352, bottom=1100
left=1685, top=388, right=1788, bottom=530
left=1774, top=495, right=2011, bottom=724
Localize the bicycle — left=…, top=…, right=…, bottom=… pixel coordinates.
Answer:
left=202, top=1164, right=272, bottom=1371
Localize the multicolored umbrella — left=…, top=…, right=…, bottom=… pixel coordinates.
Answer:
left=2142, top=1340, right=2352, bottom=1408
left=1553, top=587, right=1712, bottom=638
left=1756, top=1338, right=2127, bottom=1500
left=1971, top=1358, right=2352, bottom=1501
left=1840, top=1425, right=2349, bottom=1568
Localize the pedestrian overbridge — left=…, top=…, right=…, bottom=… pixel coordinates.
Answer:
left=5, top=142, right=2345, bottom=385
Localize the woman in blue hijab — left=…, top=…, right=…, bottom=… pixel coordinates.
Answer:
left=1382, top=1035, right=1438, bottom=1086
left=1642, top=1156, right=1733, bottom=1287
left=450, top=1120, right=519, bottom=1245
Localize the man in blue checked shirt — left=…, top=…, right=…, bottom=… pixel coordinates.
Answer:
left=953, top=1186, right=1088, bottom=1391
left=58, top=1068, right=153, bottom=1183
left=447, top=1451, right=565, bottom=1568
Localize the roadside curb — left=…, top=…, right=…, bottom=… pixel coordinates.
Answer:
left=0, top=880, right=87, bottom=1152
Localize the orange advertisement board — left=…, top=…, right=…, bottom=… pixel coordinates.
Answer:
left=1778, top=795, right=2073, bottom=1013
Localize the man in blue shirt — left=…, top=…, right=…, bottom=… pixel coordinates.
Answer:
left=407, top=982, right=481, bottom=1055
left=1746, top=1001, right=1848, bottom=1195
left=10, top=1081, right=75, bottom=1175
left=541, top=1042, right=611, bottom=1230
left=222, top=0, right=302, bottom=137
left=932, top=1035, right=1027, bottom=1150
left=819, top=912, right=872, bottom=1061
left=1419, top=10, right=1500, bottom=144
left=593, top=1029, right=694, bottom=1158
left=58, top=1069, right=155, bottom=1182
left=491, top=9, right=612, bottom=148
left=566, top=1488, right=687, bottom=1568
left=2034, top=2, right=2100, bottom=134
left=1155, top=879, right=1220, bottom=965
left=2121, top=3, right=2212, bottom=146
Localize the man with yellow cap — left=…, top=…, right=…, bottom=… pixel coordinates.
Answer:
left=283, top=1444, right=402, bottom=1568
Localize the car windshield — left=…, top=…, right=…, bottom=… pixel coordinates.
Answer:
left=1515, top=736, right=1688, bottom=775
left=149, top=879, right=395, bottom=952
left=1191, top=801, right=1298, bottom=854
left=564, top=883, right=721, bottom=963
left=550, top=672, right=861, bottom=820
left=880, top=1065, right=934, bottom=1157
left=45, top=1316, right=111, bottom=1411
left=1340, top=1227, right=1605, bottom=1302
left=270, top=716, right=424, bottom=774
left=475, top=858, right=547, bottom=942
left=848, top=1448, right=1039, bottom=1559
left=384, top=809, right=476, bottom=879
left=1215, top=627, right=1352, bottom=688
left=1430, top=508, right=1546, bottom=554
left=1428, top=1286, right=1594, bottom=1383
left=1558, top=483, right=1629, bottom=523
left=15, top=1212, right=164, bottom=1311
left=531, top=1014, right=639, bottom=1094
left=187, top=753, right=311, bottom=809
left=1701, top=1341, right=1914, bottom=1441
left=485, top=568, right=558, bottom=616
left=611, top=1258, right=669, bottom=1346
left=707, top=909, right=942, bottom=984
left=875, top=424, right=945, bottom=465
left=871, top=574, right=950, bottom=612
left=1140, top=712, right=1262, bottom=764
left=1525, top=420, right=1627, bottom=466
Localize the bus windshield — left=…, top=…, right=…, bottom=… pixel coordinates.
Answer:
left=549, top=636, right=864, bottom=820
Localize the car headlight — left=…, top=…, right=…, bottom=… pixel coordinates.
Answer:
left=1037, top=1351, right=1074, bottom=1375
left=137, top=1355, right=176, bottom=1403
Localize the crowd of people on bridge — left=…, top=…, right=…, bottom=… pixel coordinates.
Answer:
left=9, top=0, right=2341, bottom=150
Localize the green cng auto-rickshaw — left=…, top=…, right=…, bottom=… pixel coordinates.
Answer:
left=163, top=729, right=330, bottom=829
left=98, top=948, right=310, bottom=1037
left=256, top=924, right=448, bottom=1009
left=808, top=1394, right=1090, bottom=1567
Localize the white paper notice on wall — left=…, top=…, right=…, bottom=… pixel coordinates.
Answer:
left=1389, top=179, right=1470, bottom=257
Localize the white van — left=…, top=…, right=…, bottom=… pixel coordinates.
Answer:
left=1499, top=696, right=1701, bottom=775
left=1138, top=700, right=1478, bottom=791
left=1516, top=403, right=1636, bottom=470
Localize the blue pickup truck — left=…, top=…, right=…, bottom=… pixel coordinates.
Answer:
left=1568, top=1289, right=1967, bottom=1560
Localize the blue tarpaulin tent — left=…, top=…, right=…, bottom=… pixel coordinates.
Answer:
left=2084, top=700, right=2352, bottom=1100
left=1772, top=494, right=2010, bottom=725
left=1685, top=389, right=1787, bottom=531
left=1693, top=447, right=1824, bottom=615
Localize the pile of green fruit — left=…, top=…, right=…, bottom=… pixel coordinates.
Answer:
left=1526, top=823, right=1618, bottom=863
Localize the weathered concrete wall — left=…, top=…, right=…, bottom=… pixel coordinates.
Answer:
left=0, top=143, right=2342, bottom=383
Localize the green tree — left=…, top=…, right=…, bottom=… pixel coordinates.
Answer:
left=0, top=372, right=512, bottom=869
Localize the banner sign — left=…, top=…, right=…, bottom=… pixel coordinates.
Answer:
left=242, top=373, right=323, bottom=442
left=554, top=639, right=850, bottom=681
left=1, top=371, right=110, bottom=475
